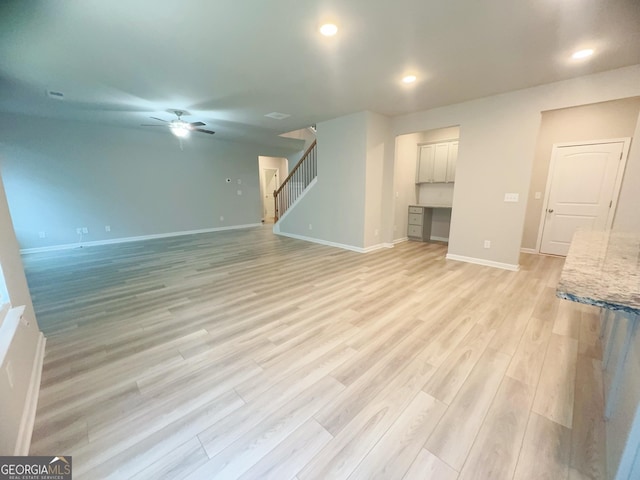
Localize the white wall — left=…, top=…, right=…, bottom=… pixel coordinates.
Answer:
left=393, top=65, right=640, bottom=267
left=364, top=112, right=394, bottom=247
left=0, top=113, right=297, bottom=250
left=277, top=112, right=367, bottom=248
left=393, top=133, right=421, bottom=241
left=0, top=168, right=44, bottom=454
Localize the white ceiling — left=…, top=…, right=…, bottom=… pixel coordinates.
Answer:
left=0, top=0, right=638, bottom=145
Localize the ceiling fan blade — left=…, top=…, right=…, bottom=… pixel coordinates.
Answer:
left=189, top=121, right=206, bottom=127
left=141, top=124, right=168, bottom=126
left=149, top=116, right=169, bottom=122
left=193, top=128, right=215, bottom=135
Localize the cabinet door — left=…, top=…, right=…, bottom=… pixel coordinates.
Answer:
left=446, top=141, right=458, bottom=183
left=432, top=143, right=449, bottom=182
left=417, top=145, right=434, bottom=183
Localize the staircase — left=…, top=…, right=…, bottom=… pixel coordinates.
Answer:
left=274, top=140, right=317, bottom=221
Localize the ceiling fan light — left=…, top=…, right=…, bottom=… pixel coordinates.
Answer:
left=170, top=124, right=190, bottom=138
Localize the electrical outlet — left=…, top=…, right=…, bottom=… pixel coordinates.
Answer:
left=484, top=240, right=491, bottom=249
left=82, top=227, right=88, bottom=234
left=237, top=190, right=242, bottom=196
left=105, top=225, right=111, bottom=232
left=38, top=231, right=46, bottom=238
left=374, top=229, right=379, bottom=237
left=220, top=216, right=225, bottom=221
left=237, top=179, right=242, bottom=185
left=534, top=192, right=542, bottom=200
left=308, top=224, right=313, bottom=230
left=76, top=227, right=82, bottom=235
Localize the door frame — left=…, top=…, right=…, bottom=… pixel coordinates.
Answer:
left=534, top=137, right=632, bottom=254
left=261, top=167, right=280, bottom=221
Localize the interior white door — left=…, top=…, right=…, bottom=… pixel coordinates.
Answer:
left=540, top=142, right=624, bottom=256
left=263, top=168, right=279, bottom=220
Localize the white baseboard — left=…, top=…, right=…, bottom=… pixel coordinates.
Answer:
left=14, top=332, right=45, bottom=455
left=362, top=243, right=394, bottom=253
left=520, top=248, right=538, bottom=254
left=20, top=224, right=262, bottom=254
left=275, top=230, right=372, bottom=253
left=430, top=236, right=450, bottom=242
left=446, top=253, right=520, bottom=271
left=393, top=237, right=408, bottom=244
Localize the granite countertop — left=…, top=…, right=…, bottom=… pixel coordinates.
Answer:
left=410, top=204, right=453, bottom=208
left=556, top=231, right=640, bottom=315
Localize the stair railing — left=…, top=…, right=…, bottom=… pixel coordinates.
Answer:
left=274, top=140, right=317, bottom=221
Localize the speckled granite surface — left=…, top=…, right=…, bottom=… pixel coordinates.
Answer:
left=556, top=231, right=640, bottom=315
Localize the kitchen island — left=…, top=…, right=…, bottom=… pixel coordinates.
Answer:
left=557, top=230, right=640, bottom=480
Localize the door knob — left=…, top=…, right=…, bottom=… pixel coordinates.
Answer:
left=548, top=209, right=554, bottom=213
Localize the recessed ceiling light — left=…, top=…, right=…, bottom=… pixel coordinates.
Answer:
left=320, top=24, right=338, bottom=36
left=402, top=75, right=417, bottom=84
left=571, top=49, right=594, bottom=60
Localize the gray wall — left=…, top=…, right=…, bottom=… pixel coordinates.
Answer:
left=278, top=112, right=367, bottom=248
left=281, top=127, right=317, bottom=174
left=521, top=97, right=640, bottom=250
left=0, top=113, right=296, bottom=250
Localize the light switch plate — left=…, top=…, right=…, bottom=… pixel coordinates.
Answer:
left=504, top=193, right=519, bottom=202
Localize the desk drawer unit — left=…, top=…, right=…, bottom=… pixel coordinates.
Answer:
left=407, top=206, right=433, bottom=242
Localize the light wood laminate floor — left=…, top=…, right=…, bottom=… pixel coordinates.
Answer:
left=24, top=227, right=605, bottom=479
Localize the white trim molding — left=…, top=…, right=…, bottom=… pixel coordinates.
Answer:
left=430, top=236, right=450, bottom=242
left=14, top=332, right=45, bottom=455
left=393, top=237, right=409, bottom=244
left=21, top=224, right=263, bottom=254
left=520, top=247, right=538, bottom=254
left=446, top=253, right=520, bottom=271
left=275, top=231, right=392, bottom=254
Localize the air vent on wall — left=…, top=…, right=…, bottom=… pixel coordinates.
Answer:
left=264, top=112, right=291, bottom=120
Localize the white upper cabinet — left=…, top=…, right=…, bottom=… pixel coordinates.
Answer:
left=416, top=140, right=458, bottom=184
left=417, top=144, right=435, bottom=183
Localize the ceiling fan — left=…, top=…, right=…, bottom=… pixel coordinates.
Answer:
left=141, top=109, right=215, bottom=138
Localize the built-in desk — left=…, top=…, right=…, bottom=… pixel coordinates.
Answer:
left=407, top=204, right=452, bottom=242
left=557, top=231, right=640, bottom=480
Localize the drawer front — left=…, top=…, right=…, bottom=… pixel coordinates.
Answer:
left=408, top=213, right=423, bottom=226
left=408, top=206, right=422, bottom=214
left=408, top=224, right=423, bottom=237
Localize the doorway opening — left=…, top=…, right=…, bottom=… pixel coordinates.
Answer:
left=520, top=97, right=640, bottom=255
left=537, top=139, right=630, bottom=256
left=258, top=156, right=288, bottom=224
left=393, top=125, right=460, bottom=245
